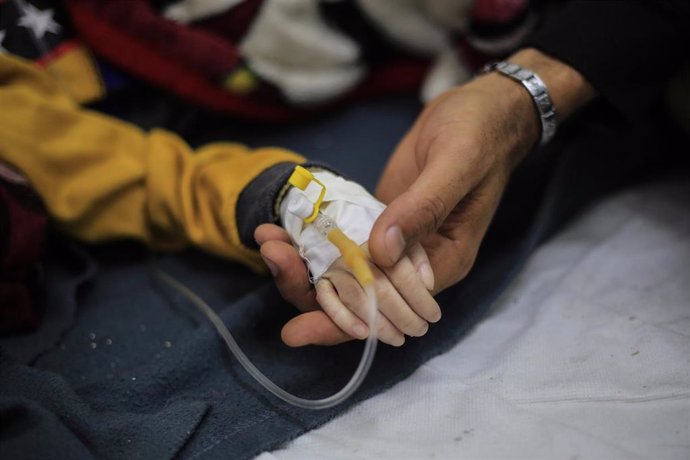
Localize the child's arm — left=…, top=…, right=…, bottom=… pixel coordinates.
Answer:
left=0, top=53, right=302, bottom=272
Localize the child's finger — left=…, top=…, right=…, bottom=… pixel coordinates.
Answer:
left=371, top=266, right=430, bottom=337
left=406, top=242, right=435, bottom=291
left=383, top=255, right=442, bottom=323
left=315, top=278, right=370, bottom=340
left=329, top=249, right=429, bottom=338
left=320, top=270, right=406, bottom=347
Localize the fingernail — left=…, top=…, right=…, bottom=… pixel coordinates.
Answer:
left=353, top=324, right=368, bottom=339
left=417, top=262, right=435, bottom=291
left=384, top=225, right=405, bottom=264
left=262, top=255, right=278, bottom=277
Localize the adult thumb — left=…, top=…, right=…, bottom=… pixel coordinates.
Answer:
left=370, top=154, right=469, bottom=267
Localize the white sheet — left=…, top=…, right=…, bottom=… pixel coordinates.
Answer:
left=259, top=180, right=690, bottom=460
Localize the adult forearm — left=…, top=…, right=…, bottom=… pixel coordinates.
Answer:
left=467, top=47, right=596, bottom=172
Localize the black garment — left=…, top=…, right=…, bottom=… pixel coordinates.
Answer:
left=525, top=0, right=690, bottom=127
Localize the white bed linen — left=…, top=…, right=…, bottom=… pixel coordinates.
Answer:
left=259, top=180, right=690, bottom=460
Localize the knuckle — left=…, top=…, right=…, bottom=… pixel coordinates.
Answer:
left=454, top=250, right=478, bottom=281
left=373, top=276, right=389, bottom=299
left=395, top=263, right=418, bottom=283
left=314, top=286, right=326, bottom=306
left=341, top=283, right=366, bottom=310
left=418, top=195, right=448, bottom=234
left=373, top=269, right=388, bottom=284
left=332, top=308, right=349, bottom=326
left=454, top=136, right=481, bottom=157
left=315, top=279, right=334, bottom=303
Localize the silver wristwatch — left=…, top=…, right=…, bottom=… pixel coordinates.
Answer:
left=482, top=61, right=557, bottom=145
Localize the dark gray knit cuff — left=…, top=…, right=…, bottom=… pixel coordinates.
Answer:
left=236, top=162, right=338, bottom=249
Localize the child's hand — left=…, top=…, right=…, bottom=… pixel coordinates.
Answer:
left=257, top=167, right=440, bottom=347
left=316, top=242, right=440, bottom=346
left=255, top=223, right=440, bottom=347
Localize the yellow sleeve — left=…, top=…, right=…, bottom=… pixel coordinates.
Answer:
left=0, top=54, right=304, bottom=272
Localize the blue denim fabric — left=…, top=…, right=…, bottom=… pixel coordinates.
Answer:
left=1, top=91, right=683, bottom=459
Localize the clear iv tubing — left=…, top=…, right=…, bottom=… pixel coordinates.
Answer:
left=154, top=211, right=378, bottom=410
left=16, top=8, right=378, bottom=410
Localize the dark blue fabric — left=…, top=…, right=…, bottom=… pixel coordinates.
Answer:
left=1, top=90, right=686, bottom=459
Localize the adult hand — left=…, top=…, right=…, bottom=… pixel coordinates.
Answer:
left=257, top=48, right=594, bottom=346
left=369, top=48, right=595, bottom=292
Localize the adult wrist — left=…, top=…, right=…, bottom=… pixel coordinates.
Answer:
left=508, top=48, right=595, bottom=123
left=475, top=48, right=595, bottom=164
left=468, top=71, right=542, bottom=168
left=482, top=60, right=557, bottom=145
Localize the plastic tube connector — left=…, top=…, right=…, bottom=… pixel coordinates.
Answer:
left=327, top=228, right=374, bottom=287
left=286, top=194, right=315, bottom=221
left=287, top=166, right=326, bottom=223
